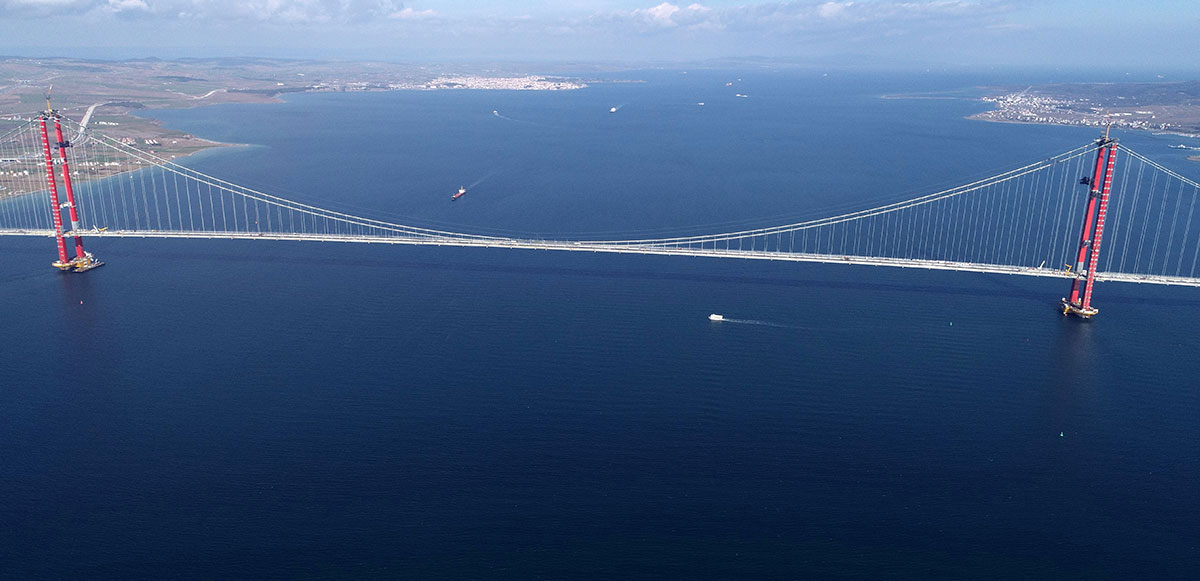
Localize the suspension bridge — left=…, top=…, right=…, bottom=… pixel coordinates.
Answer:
left=3, top=104, right=1200, bottom=318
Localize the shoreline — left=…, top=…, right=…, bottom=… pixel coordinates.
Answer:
left=967, top=111, right=1200, bottom=140
left=114, top=78, right=589, bottom=163
left=965, top=113, right=1200, bottom=162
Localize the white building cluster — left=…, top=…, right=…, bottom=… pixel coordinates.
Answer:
left=976, top=92, right=1192, bottom=135
left=402, top=76, right=586, bottom=91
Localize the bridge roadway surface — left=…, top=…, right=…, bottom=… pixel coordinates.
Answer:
left=4, top=228, right=1199, bottom=288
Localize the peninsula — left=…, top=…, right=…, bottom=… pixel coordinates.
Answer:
left=972, top=80, right=1200, bottom=139
left=0, top=57, right=591, bottom=161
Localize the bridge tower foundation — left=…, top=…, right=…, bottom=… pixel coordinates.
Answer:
left=1062, top=136, right=1118, bottom=318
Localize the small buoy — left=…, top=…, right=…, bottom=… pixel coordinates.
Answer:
left=80, top=301, right=83, bottom=305
left=1059, top=432, right=1064, bottom=437
left=949, top=322, right=953, bottom=326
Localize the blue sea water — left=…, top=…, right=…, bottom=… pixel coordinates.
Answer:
left=3, top=70, right=1200, bottom=577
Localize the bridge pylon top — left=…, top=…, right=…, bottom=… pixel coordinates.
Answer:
left=42, top=85, right=57, bottom=119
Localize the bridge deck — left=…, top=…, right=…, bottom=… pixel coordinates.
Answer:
left=6, top=228, right=1199, bottom=288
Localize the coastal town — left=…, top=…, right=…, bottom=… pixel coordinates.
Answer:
left=974, top=92, right=1181, bottom=133
left=972, top=81, right=1200, bottom=139
left=301, top=75, right=587, bottom=92
left=392, top=75, right=586, bottom=91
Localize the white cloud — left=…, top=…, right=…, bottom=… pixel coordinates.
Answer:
left=106, top=0, right=148, bottom=10
left=1, top=0, right=435, bottom=23
left=5, top=0, right=81, bottom=6
left=0, top=0, right=1181, bottom=68
left=817, top=2, right=849, bottom=19
left=0, top=0, right=998, bottom=31
left=616, top=2, right=720, bottom=31
left=590, top=1, right=997, bottom=37
left=637, top=2, right=680, bottom=25
left=0, top=0, right=1007, bottom=59
left=0, top=0, right=92, bottom=17
left=387, top=6, right=435, bottom=20
left=713, top=0, right=999, bottom=34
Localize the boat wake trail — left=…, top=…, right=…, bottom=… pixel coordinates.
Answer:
left=492, top=110, right=541, bottom=126
left=712, top=317, right=798, bottom=329
left=722, top=318, right=793, bottom=328
left=468, top=172, right=496, bottom=189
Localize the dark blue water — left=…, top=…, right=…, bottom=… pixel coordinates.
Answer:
left=3, top=70, right=1200, bottom=578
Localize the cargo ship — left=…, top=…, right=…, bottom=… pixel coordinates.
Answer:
left=452, top=186, right=466, bottom=201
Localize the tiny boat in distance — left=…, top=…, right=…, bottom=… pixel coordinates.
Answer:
left=709, top=314, right=724, bottom=321
left=609, top=107, right=617, bottom=113
left=452, top=186, right=466, bottom=201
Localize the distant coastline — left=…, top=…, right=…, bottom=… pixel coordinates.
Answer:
left=0, top=57, right=607, bottom=169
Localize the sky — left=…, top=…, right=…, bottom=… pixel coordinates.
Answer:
left=1, top=0, right=1198, bottom=70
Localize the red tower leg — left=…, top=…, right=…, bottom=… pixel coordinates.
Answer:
left=53, top=117, right=87, bottom=260
left=1080, top=144, right=1118, bottom=311
left=1066, top=140, right=1109, bottom=304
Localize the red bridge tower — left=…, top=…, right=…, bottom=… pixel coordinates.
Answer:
left=39, top=91, right=102, bottom=272
left=1062, top=135, right=1118, bottom=318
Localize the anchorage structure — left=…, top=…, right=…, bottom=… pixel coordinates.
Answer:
left=1062, top=135, right=1118, bottom=318
left=38, top=93, right=102, bottom=272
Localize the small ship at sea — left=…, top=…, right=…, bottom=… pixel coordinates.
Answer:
left=452, top=186, right=467, bottom=201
